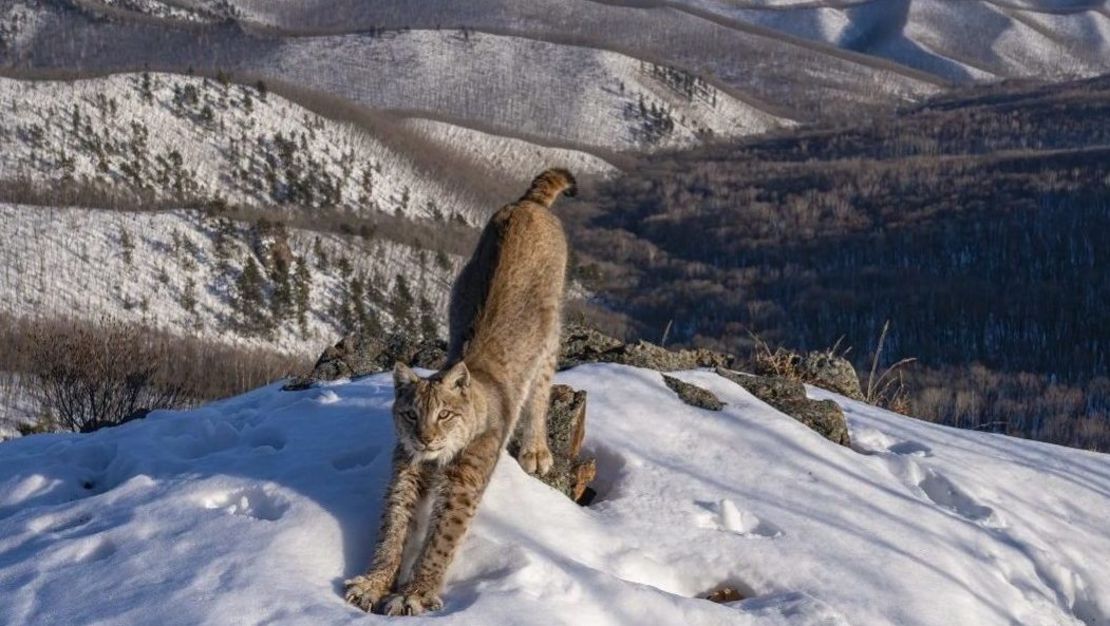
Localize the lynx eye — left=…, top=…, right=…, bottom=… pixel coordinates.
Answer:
left=437, top=410, right=454, bottom=421
left=401, top=410, right=417, bottom=422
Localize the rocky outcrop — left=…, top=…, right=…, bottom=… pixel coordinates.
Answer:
left=510, top=384, right=595, bottom=503
left=293, top=323, right=735, bottom=389
left=283, top=332, right=446, bottom=390
left=715, top=367, right=850, bottom=447
left=662, top=375, right=724, bottom=411
left=751, top=347, right=864, bottom=402
left=799, top=352, right=864, bottom=400
left=559, top=324, right=733, bottom=371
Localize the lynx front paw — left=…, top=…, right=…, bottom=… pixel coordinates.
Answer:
left=381, top=589, right=444, bottom=616
left=517, top=442, right=554, bottom=476
left=344, top=573, right=392, bottom=613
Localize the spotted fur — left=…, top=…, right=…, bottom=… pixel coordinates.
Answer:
left=346, top=169, right=573, bottom=615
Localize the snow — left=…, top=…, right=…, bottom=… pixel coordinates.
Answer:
left=0, top=73, right=493, bottom=223
left=0, top=203, right=456, bottom=357
left=2, top=364, right=1107, bottom=625
left=256, top=30, right=791, bottom=153
left=676, top=0, right=1110, bottom=82
left=397, top=118, right=616, bottom=183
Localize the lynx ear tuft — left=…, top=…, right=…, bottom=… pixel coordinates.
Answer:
left=393, top=362, right=420, bottom=387
left=442, top=361, right=471, bottom=390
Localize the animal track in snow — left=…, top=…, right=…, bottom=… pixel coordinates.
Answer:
left=330, top=445, right=383, bottom=471
left=887, top=441, right=932, bottom=456
left=176, top=420, right=241, bottom=459
left=850, top=427, right=931, bottom=457
left=75, top=537, right=117, bottom=564
left=245, top=427, right=286, bottom=451
left=696, top=499, right=783, bottom=538
left=202, top=486, right=289, bottom=521
left=31, top=512, right=93, bottom=535
left=863, top=433, right=1002, bottom=528
left=728, top=590, right=850, bottom=624
left=917, top=470, right=1000, bottom=526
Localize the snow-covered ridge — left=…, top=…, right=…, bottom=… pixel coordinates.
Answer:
left=0, top=203, right=456, bottom=356
left=53, top=0, right=1106, bottom=87
left=255, top=29, right=793, bottom=152
left=1, top=364, right=1106, bottom=625
left=0, top=72, right=488, bottom=222
left=669, top=0, right=1110, bottom=81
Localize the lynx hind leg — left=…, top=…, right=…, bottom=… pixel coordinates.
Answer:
left=516, top=350, right=556, bottom=476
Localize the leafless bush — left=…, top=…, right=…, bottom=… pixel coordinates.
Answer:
left=21, top=317, right=185, bottom=432
left=2, top=314, right=311, bottom=434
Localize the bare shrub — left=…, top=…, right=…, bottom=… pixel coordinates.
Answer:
left=21, top=317, right=186, bottom=432
left=2, top=314, right=311, bottom=434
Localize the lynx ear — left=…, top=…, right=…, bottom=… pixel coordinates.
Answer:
left=442, top=361, right=471, bottom=390
left=393, top=362, right=420, bottom=387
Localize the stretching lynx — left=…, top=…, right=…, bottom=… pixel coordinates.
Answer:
left=345, top=168, right=575, bottom=616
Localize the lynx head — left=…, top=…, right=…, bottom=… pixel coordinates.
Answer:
left=392, top=361, right=478, bottom=463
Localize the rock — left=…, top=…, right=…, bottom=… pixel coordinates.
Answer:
left=662, top=375, right=724, bottom=411
left=723, top=374, right=806, bottom=406
left=800, top=352, right=864, bottom=400
left=715, top=368, right=850, bottom=447
left=559, top=324, right=625, bottom=369
left=537, top=455, right=597, bottom=503
left=702, top=587, right=744, bottom=603
left=509, top=384, right=595, bottom=503
left=559, top=324, right=734, bottom=372
left=786, top=398, right=851, bottom=447
left=546, top=385, right=588, bottom=458
left=284, top=331, right=447, bottom=389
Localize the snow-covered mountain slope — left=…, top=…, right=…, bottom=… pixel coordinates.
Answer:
left=1, top=364, right=1107, bottom=625
left=0, top=73, right=492, bottom=223
left=250, top=30, right=791, bottom=152
left=0, top=203, right=456, bottom=355
left=396, top=118, right=616, bottom=185
left=2, top=0, right=940, bottom=126
left=26, top=0, right=1105, bottom=94
left=670, top=0, right=1110, bottom=81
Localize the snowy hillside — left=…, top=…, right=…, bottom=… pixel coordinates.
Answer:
left=49, top=0, right=1108, bottom=86
left=1, top=0, right=939, bottom=126
left=672, top=0, right=1110, bottom=81
left=1, top=364, right=1107, bottom=625
left=0, top=203, right=456, bottom=355
left=253, top=30, right=792, bottom=152
left=0, top=73, right=493, bottom=223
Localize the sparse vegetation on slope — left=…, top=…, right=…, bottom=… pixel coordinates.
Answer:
left=566, top=75, right=1110, bottom=451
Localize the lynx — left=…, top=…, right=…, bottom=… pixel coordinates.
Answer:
left=345, top=168, right=575, bottom=616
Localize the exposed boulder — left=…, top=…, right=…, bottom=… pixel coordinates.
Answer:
left=751, top=344, right=864, bottom=401
left=510, top=384, right=595, bottom=502
left=800, top=352, right=864, bottom=400
left=283, top=331, right=446, bottom=390
left=559, top=324, right=733, bottom=371
left=559, top=324, right=624, bottom=369
left=662, top=375, right=724, bottom=411
left=715, top=367, right=850, bottom=447
left=545, top=385, right=588, bottom=459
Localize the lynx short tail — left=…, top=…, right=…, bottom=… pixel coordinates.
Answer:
left=521, top=168, right=576, bottom=207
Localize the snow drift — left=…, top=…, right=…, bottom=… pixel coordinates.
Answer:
left=1, top=364, right=1108, bottom=625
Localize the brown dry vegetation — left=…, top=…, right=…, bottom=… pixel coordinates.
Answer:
left=0, top=313, right=310, bottom=433
left=564, top=75, right=1110, bottom=451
